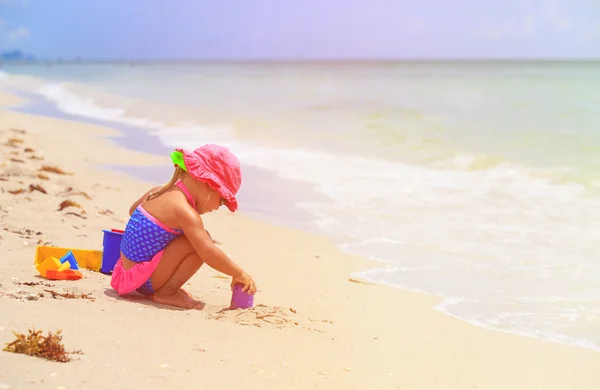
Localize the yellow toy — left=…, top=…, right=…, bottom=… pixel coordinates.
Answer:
left=35, top=257, right=70, bottom=278
left=35, top=246, right=102, bottom=272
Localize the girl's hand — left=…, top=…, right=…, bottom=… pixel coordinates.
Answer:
left=231, top=271, right=257, bottom=295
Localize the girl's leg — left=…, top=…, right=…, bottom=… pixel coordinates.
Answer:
left=149, top=235, right=205, bottom=309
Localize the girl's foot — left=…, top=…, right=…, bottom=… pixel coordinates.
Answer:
left=151, top=288, right=202, bottom=309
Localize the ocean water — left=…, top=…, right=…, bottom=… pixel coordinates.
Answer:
left=2, top=61, right=599, bottom=351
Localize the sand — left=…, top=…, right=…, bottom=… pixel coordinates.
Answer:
left=0, top=90, right=599, bottom=390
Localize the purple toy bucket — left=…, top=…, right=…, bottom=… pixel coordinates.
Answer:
left=230, top=284, right=254, bottom=309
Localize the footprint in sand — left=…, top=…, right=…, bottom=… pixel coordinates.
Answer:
left=208, top=304, right=331, bottom=333
left=209, top=304, right=295, bottom=328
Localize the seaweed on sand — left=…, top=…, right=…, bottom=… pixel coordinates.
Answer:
left=3, top=328, right=82, bottom=362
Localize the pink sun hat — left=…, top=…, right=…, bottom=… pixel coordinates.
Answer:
left=172, top=144, right=242, bottom=212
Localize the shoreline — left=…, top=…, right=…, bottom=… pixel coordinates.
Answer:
left=1, top=89, right=600, bottom=389
left=9, top=89, right=325, bottom=233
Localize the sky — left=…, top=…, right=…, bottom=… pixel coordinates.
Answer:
left=0, top=0, right=598, bottom=60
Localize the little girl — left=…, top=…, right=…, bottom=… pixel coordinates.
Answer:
left=110, top=144, right=257, bottom=309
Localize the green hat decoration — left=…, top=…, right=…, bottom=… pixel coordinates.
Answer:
left=170, top=151, right=188, bottom=172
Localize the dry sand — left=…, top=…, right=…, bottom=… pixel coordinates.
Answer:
left=0, top=90, right=599, bottom=390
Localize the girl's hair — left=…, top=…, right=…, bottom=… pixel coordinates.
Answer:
left=146, top=166, right=185, bottom=202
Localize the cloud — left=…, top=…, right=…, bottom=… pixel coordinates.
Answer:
left=476, top=4, right=572, bottom=41
left=578, top=25, right=600, bottom=41
left=402, top=17, right=425, bottom=33
left=8, top=27, right=29, bottom=41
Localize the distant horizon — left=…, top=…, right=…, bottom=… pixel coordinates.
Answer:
left=2, top=53, right=600, bottom=64
left=2, top=48, right=600, bottom=64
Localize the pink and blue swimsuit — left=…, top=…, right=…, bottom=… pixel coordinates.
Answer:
left=110, top=180, right=196, bottom=296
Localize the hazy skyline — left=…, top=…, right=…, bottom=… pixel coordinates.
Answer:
left=1, top=0, right=599, bottom=60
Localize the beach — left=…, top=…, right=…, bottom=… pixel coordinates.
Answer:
left=3, top=62, right=600, bottom=351
left=1, top=88, right=600, bottom=389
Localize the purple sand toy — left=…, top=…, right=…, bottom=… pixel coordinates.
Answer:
left=230, top=284, right=254, bottom=309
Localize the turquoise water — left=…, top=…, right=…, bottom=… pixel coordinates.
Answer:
left=2, top=61, right=599, bottom=351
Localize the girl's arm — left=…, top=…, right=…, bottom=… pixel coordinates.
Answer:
left=174, top=203, right=244, bottom=277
